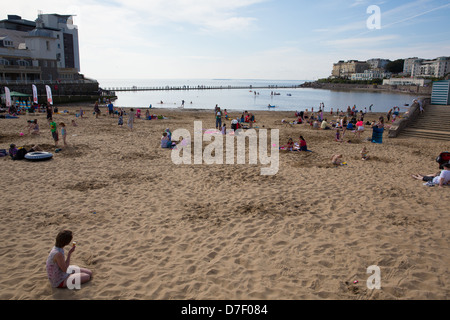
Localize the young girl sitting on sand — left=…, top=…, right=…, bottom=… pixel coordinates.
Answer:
left=46, top=230, right=92, bottom=288
left=360, top=147, right=369, bottom=161
left=286, top=138, right=294, bottom=151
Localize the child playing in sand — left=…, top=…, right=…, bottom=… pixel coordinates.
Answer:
left=332, top=154, right=346, bottom=166
left=286, top=138, right=294, bottom=151
left=221, top=123, right=227, bottom=135
left=360, top=147, right=369, bottom=161
left=71, top=119, right=78, bottom=127
left=46, top=230, right=92, bottom=288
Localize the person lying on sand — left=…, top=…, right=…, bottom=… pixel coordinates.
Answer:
left=412, top=163, right=450, bottom=188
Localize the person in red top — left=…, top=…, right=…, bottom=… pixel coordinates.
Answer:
left=298, top=136, right=312, bottom=152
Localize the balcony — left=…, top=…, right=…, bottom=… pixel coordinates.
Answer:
left=0, top=65, right=40, bottom=72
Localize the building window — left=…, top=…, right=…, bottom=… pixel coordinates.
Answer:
left=46, top=41, right=50, bottom=51
left=0, top=58, right=10, bottom=65
left=17, top=60, right=30, bottom=67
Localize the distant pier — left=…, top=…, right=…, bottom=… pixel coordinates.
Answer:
left=102, top=84, right=302, bottom=92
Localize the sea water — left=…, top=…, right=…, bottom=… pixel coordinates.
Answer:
left=98, top=79, right=418, bottom=113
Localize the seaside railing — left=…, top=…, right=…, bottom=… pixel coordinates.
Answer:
left=0, top=79, right=99, bottom=85
left=102, top=84, right=302, bottom=92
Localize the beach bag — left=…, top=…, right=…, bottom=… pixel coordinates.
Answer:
left=13, top=148, right=28, bottom=161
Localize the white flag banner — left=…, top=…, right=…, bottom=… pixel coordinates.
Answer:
left=5, top=87, right=11, bottom=107
left=32, top=84, right=38, bottom=104
left=45, top=85, right=53, bottom=105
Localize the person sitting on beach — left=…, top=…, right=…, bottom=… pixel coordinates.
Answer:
left=331, top=154, right=346, bottom=166
left=360, top=147, right=369, bottom=161
left=46, top=230, right=92, bottom=289
left=281, top=138, right=295, bottom=151
left=231, top=118, right=239, bottom=131
left=298, top=136, right=312, bottom=152
left=161, top=132, right=173, bottom=149
left=372, top=116, right=385, bottom=129
left=28, top=119, right=40, bottom=135
left=346, top=121, right=354, bottom=131
left=412, top=163, right=450, bottom=188
left=312, top=120, right=319, bottom=129
left=71, top=120, right=78, bottom=127
left=320, top=119, right=330, bottom=130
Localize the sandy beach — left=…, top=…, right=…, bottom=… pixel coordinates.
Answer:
left=0, top=104, right=448, bottom=300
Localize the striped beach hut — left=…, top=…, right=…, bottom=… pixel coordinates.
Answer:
left=431, top=80, right=450, bottom=105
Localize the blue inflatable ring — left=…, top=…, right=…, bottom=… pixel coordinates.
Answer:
left=24, top=151, right=53, bottom=161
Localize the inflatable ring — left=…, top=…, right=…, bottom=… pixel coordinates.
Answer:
left=24, top=152, right=53, bottom=161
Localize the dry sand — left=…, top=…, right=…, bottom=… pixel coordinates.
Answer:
left=0, top=104, right=449, bottom=300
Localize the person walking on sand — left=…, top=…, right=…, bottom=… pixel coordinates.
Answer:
left=128, top=108, right=135, bottom=131
left=46, top=230, right=92, bottom=289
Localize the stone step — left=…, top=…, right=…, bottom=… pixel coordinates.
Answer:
left=400, top=129, right=450, bottom=141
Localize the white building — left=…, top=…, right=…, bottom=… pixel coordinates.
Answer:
left=407, top=56, right=450, bottom=78
left=383, top=78, right=431, bottom=86
left=351, top=69, right=391, bottom=81
left=0, top=13, right=80, bottom=82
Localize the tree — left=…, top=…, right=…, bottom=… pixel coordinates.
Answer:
left=386, top=59, right=404, bottom=74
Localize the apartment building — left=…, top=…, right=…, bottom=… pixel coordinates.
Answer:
left=332, top=60, right=370, bottom=79
left=0, top=13, right=80, bottom=82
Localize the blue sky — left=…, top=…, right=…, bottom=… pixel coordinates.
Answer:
left=6, top=0, right=450, bottom=80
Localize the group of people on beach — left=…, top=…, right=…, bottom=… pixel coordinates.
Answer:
left=214, top=106, right=256, bottom=130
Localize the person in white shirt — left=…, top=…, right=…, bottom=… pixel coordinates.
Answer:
left=412, top=163, right=450, bottom=188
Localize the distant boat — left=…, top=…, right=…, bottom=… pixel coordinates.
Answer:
left=268, top=105, right=276, bottom=108
left=287, top=94, right=292, bottom=96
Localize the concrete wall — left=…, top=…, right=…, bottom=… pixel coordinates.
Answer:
left=388, top=97, right=431, bottom=138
